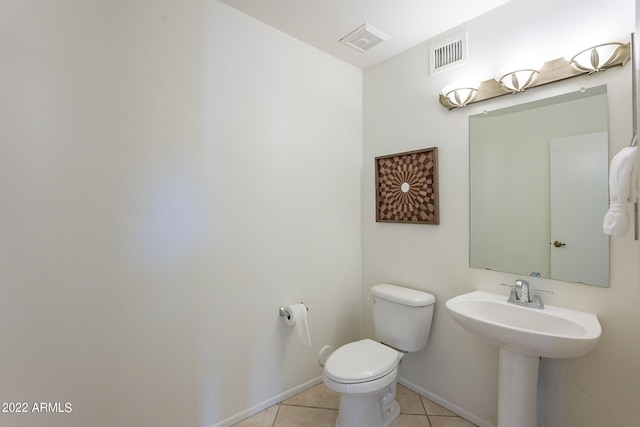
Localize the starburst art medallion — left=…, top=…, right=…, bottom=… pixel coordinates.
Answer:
left=375, top=147, right=439, bottom=224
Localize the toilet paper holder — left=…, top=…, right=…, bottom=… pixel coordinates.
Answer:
left=279, top=302, right=308, bottom=320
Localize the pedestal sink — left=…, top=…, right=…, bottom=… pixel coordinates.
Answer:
left=445, top=291, right=601, bottom=427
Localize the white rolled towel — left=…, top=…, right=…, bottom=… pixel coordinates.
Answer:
left=603, top=146, right=638, bottom=236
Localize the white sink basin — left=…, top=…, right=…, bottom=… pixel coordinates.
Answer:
left=445, top=291, right=601, bottom=358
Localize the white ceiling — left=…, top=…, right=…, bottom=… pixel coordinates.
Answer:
left=218, top=0, right=512, bottom=69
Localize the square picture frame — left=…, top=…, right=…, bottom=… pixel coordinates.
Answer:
left=375, top=147, right=439, bottom=224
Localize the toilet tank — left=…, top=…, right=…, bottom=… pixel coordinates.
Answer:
left=371, top=284, right=436, bottom=352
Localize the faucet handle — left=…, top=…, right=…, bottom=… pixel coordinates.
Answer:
left=500, top=283, right=518, bottom=303
left=531, top=289, right=553, bottom=309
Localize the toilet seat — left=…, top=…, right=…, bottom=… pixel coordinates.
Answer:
left=324, top=339, right=400, bottom=384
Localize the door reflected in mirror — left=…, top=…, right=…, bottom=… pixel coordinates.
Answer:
left=469, top=85, right=610, bottom=287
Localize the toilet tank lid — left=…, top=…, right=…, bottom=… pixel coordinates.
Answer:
left=371, top=284, right=436, bottom=307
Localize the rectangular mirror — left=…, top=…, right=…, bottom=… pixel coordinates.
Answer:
left=469, top=85, right=610, bottom=287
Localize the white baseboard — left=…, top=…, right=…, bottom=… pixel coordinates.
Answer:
left=211, top=376, right=324, bottom=427
left=398, top=377, right=496, bottom=427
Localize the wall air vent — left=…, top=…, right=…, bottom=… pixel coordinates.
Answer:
left=429, top=32, right=468, bottom=74
left=340, top=23, right=390, bottom=53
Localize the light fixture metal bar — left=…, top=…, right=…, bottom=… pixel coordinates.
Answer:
left=439, top=43, right=630, bottom=110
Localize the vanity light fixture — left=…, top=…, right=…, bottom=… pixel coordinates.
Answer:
left=568, top=42, right=626, bottom=73
left=438, top=40, right=630, bottom=110
left=495, top=65, right=542, bottom=93
left=442, top=81, right=480, bottom=108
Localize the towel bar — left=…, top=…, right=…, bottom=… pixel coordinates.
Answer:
left=632, top=30, right=639, bottom=239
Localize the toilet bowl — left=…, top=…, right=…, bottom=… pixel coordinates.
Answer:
left=322, top=284, right=436, bottom=427
left=324, top=339, right=403, bottom=427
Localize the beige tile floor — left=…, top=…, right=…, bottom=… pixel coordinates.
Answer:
left=232, top=383, right=477, bottom=427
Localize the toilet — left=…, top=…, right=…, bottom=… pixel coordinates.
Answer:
left=323, top=284, right=436, bottom=427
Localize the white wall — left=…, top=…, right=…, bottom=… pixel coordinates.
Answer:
left=0, top=1, right=362, bottom=426
left=363, top=0, right=640, bottom=426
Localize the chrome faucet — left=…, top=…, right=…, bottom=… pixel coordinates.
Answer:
left=515, top=279, right=530, bottom=303
left=501, top=279, right=553, bottom=309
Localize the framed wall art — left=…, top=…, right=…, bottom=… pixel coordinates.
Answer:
left=375, top=147, right=439, bottom=224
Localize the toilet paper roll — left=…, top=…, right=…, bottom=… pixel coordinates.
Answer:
left=285, top=303, right=311, bottom=346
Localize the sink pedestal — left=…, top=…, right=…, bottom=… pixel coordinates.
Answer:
left=446, top=291, right=602, bottom=427
left=498, top=349, right=539, bottom=427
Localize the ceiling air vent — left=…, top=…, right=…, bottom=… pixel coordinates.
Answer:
left=340, top=23, right=390, bottom=53
left=429, top=32, right=468, bottom=74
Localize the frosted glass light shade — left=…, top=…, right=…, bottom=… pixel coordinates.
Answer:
left=568, top=43, right=624, bottom=73
left=442, top=81, right=480, bottom=107
left=496, top=68, right=540, bottom=93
